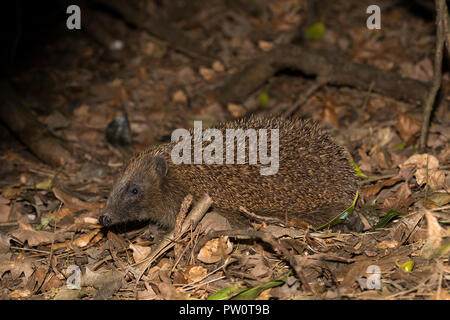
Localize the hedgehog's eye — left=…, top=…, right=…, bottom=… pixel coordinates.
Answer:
left=130, top=188, right=139, bottom=195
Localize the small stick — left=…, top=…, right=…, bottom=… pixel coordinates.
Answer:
left=282, top=76, right=328, bottom=118
left=197, top=229, right=313, bottom=293
left=419, top=0, right=446, bottom=152
left=239, top=206, right=286, bottom=226
left=136, top=194, right=213, bottom=283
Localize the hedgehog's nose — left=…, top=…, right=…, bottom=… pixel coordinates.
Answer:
left=99, top=214, right=112, bottom=227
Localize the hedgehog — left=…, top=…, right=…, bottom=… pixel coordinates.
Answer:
left=99, top=116, right=358, bottom=230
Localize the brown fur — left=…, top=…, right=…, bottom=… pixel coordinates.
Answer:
left=99, top=116, right=358, bottom=229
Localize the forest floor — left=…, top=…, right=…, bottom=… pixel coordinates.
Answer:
left=0, top=0, right=449, bottom=300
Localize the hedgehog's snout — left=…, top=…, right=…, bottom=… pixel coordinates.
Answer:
left=99, top=213, right=113, bottom=227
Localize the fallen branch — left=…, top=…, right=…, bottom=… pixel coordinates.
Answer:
left=419, top=0, right=446, bottom=151
left=0, top=81, right=75, bottom=167
left=218, top=44, right=430, bottom=107
left=197, top=229, right=313, bottom=293
left=136, top=193, right=213, bottom=283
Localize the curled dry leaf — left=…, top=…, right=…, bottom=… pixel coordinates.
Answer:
left=199, top=66, right=215, bottom=81
left=382, top=182, right=412, bottom=213
left=395, top=112, right=421, bottom=143
left=10, top=230, right=70, bottom=247
left=197, top=236, right=233, bottom=264
left=72, top=229, right=101, bottom=248
left=362, top=178, right=401, bottom=198
left=421, top=210, right=443, bottom=259
left=130, top=243, right=152, bottom=264
left=227, top=103, right=247, bottom=118
left=0, top=196, right=10, bottom=222
left=414, top=168, right=445, bottom=190
left=52, top=188, right=102, bottom=213
left=400, top=154, right=439, bottom=169
left=9, top=289, right=32, bottom=299
left=0, top=234, right=11, bottom=254
left=183, top=265, right=207, bottom=283
left=377, top=240, right=398, bottom=249
left=0, top=254, right=34, bottom=280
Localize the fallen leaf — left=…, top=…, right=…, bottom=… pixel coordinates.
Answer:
left=0, top=234, right=11, bottom=253
left=10, top=230, right=70, bottom=247
left=52, top=188, right=102, bottom=213
left=415, top=168, right=445, bottom=190
left=72, top=229, right=101, bottom=248
left=363, top=178, right=401, bottom=198
left=184, top=265, right=207, bottom=283
left=212, top=60, right=225, bottom=72
left=382, top=183, right=413, bottom=212
left=400, top=154, right=439, bottom=169
left=395, top=112, right=421, bottom=143
left=0, top=253, right=34, bottom=280
left=9, top=289, right=32, bottom=299
left=0, top=196, right=10, bottom=223
left=421, top=210, right=443, bottom=259
left=137, top=282, right=158, bottom=300
left=130, top=243, right=152, bottom=264
left=227, top=103, right=247, bottom=118
left=197, top=236, right=233, bottom=264
left=258, top=40, right=274, bottom=51
left=199, top=66, right=215, bottom=81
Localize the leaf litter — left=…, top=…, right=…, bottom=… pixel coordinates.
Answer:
left=0, top=0, right=448, bottom=300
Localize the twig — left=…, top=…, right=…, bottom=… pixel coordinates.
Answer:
left=239, top=206, right=286, bottom=226
left=419, top=0, right=446, bottom=152
left=282, top=76, right=328, bottom=118
left=197, top=229, right=313, bottom=293
left=135, top=194, right=213, bottom=283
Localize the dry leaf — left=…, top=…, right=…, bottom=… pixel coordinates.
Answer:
left=414, top=168, right=445, bottom=190
left=212, top=60, right=225, bottom=72
left=258, top=40, right=274, bottom=51
left=362, top=178, right=401, bottom=198
left=199, top=66, right=215, bottom=81
left=400, top=154, right=439, bottom=169
left=52, top=188, right=102, bottom=213
left=0, top=196, right=10, bottom=222
left=130, top=243, right=152, bottom=264
left=382, top=183, right=413, bottom=212
left=396, top=112, right=421, bottom=143
left=0, top=234, right=11, bottom=254
left=9, top=289, right=32, bottom=299
left=197, top=236, right=233, bottom=264
left=377, top=240, right=398, bottom=249
left=172, top=90, right=188, bottom=104
left=198, top=212, right=231, bottom=234
left=137, top=282, right=158, bottom=300
left=10, top=230, right=70, bottom=247
left=72, top=229, right=101, bottom=248
left=184, top=265, right=207, bottom=283
left=227, top=103, right=247, bottom=118
left=421, top=210, right=443, bottom=259
left=0, top=254, right=34, bottom=280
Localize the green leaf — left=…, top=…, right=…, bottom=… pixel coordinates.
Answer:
left=231, top=279, right=284, bottom=300
left=370, top=210, right=403, bottom=231
left=350, top=161, right=369, bottom=178
left=305, top=22, right=326, bottom=41
left=36, top=214, right=55, bottom=230
left=315, top=190, right=359, bottom=230
left=258, top=92, right=270, bottom=109
left=394, top=142, right=405, bottom=150
left=35, top=178, right=53, bottom=190
left=207, top=286, right=244, bottom=300
left=395, top=259, right=415, bottom=272
left=208, top=272, right=290, bottom=300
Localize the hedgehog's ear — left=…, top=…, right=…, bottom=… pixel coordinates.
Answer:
left=154, top=156, right=168, bottom=177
